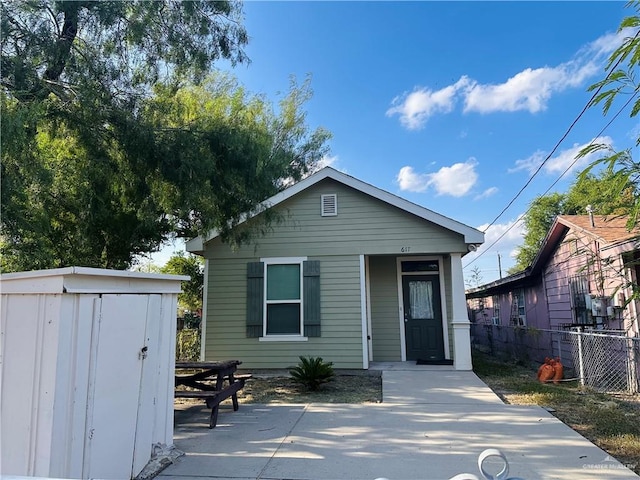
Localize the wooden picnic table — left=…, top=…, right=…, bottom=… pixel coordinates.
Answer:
left=174, top=360, right=249, bottom=428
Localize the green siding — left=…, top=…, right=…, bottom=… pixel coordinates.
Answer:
left=204, top=255, right=363, bottom=369
left=201, top=179, right=467, bottom=368
left=205, top=179, right=467, bottom=260
left=368, top=256, right=455, bottom=362
left=369, top=256, right=402, bottom=361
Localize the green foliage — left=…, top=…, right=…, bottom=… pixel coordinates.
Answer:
left=176, top=328, right=201, bottom=361
left=161, top=253, right=204, bottom=314
left=1, top=0, right=248, bottom=103
left=514, top=2, right=640, bottom=275
left=465, top=266, right=483, bottom=289
left=577, top=1, right=640, bottom=232
left=289, top=356, right=335, bottom=391
left=141, top=74, right=331, bottom=243
left=1, top=98, right=167, bottom=271
left=0, top=1, right=330, bottom=272
left=512, top=171, right=635, bottom=271
left=1, top=5, right=331, bottom=273
left=513, top=193, right=566, bottom=270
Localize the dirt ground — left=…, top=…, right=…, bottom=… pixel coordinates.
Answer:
left=175, top=371, right=383, bottom=407
left=238, top=372, right=382, bottom=403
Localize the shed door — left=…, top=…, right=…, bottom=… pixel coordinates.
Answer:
left=84, top=294, right=150, bottom=479
left=402, top=275, right=444, bottom=361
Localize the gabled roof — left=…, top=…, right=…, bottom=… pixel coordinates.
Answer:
left=555, top=215, right=640, bottom=245
left=187, top=167, right=484, bottom=253
left=466, top=214, right=639, bottom=298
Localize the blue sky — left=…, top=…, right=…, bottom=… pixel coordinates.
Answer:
left=148, top=1, right=639, bottom=285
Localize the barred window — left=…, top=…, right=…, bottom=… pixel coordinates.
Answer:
left=569, top=275, right=591, bottom=324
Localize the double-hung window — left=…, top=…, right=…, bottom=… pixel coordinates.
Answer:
left=246, top=258, right=321, bottom=340
left=492, top=295, right=500, bottom=325
left=511, top=289, right=526, bottom=326
left=265, top=260, right=303, bottom=336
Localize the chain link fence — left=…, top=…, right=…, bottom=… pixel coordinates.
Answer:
left=471, top=323, right=640, bottom=394
left=565, top=329, right=640, bottom=394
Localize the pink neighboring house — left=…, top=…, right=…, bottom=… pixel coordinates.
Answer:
left=466, top=215, right=640, bottom=337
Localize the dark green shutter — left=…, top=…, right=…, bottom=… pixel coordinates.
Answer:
left=246, top=262, right=264, bottom=338
left=303, top=260, right=321, bottom=337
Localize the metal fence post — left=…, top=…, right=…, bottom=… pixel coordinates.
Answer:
left=628, top=337, right=639, bottom=395
left=577, top=328, right=585, bottom=387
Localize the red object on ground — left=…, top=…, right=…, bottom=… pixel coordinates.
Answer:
left=552, top=357, right=564, bottom=384
left=537, top=357, right=551, bottom=381
left=537, top=357, right=555, bottom=383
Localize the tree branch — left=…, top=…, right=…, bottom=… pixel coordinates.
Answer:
left=43, top=1, right=80, bottom=83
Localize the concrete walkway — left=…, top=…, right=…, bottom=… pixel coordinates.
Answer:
left=158, top=364, right=639, bottom=480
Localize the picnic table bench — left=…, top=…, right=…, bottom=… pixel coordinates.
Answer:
left=175, top=360, right=250, bottom=428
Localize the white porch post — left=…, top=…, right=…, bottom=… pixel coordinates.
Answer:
left=450, top=253, right=472, bottom=370
left=199, top=258, right=209, bottom=361
left=359, top=254, right=369, bottom=369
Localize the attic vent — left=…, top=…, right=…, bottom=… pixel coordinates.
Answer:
left=321, top=194, right=337, bottom=216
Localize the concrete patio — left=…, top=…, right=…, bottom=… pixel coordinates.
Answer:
left=158, top=364, right=639, bottom=480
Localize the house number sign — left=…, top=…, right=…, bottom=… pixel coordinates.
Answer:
left=400, top=246, right=411, bottom=253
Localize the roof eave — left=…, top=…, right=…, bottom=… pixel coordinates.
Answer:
left=465, top=268, right=530, bottom=298
left=184, top=167, right=485, bottom=251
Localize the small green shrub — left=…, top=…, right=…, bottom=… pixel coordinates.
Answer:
left=289, top=356, right=335, bottom=391
left=176, top=328, right=201, bottom=361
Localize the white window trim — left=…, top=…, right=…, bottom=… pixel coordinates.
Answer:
left=259, top=335, right=308, bottom=342
left=514, top=289, right=526, bottom=326
left=261, top=256, right=307, bottom=340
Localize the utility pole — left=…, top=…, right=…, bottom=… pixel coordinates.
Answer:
left=497, top=253, right=503, bottom=279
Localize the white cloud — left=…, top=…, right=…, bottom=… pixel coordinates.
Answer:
left=396, top=158, right=479, bottom=197
left=478, top=216, right=526, bottom=260
left=387, top=29, right=634, bottom=128
left=545, top=136, right=613, bottom=174
left=509, top=150, right=547, bottom=175
left=305, top=155, right=347, bottom=179
left=396, top=166, right=430, bottom=192
left=427, top=159, right=478, bottom=196
left=463, top=216, right=526, bottom=282
left=386, top=77, right=471, bottom=130
left=474, top=187, right=498, bottom=200
left=318, top=155, right=338, bottom=168
left=580, top=27, right=636, bottom=59
left=509, top=136, right=614, bottom=176
left=463, top=61, right=597, bottom=114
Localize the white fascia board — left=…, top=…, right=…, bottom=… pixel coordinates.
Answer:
left=185, top=235, right=206, bottom=254
left=188, top=167, right=485, bottom=247
left=0, top=267, right=190, bottom=294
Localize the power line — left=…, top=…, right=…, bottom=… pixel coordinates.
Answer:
left=464, top=89, right=639, bottom=271
left=464, top=30, right=640, bottom=272
left=480, top=29, right=640, bottom=235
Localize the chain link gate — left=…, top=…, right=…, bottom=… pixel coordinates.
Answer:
left=567, top=330, right=640, bottom=394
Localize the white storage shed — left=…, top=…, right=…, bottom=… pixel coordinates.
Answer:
left=0, top=267, right=188, bottom=479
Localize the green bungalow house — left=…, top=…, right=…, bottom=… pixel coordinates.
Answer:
left=186, top=167, right=484, bottom=370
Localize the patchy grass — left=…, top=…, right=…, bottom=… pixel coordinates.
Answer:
left=473, top=350, right=640, bottom=475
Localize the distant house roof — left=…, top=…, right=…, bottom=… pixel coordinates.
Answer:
left=556, top=215, right=640, bottom=246
left=466, top=214, right=639, bottom=298
left=186, top=167, right=484, bottom=254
